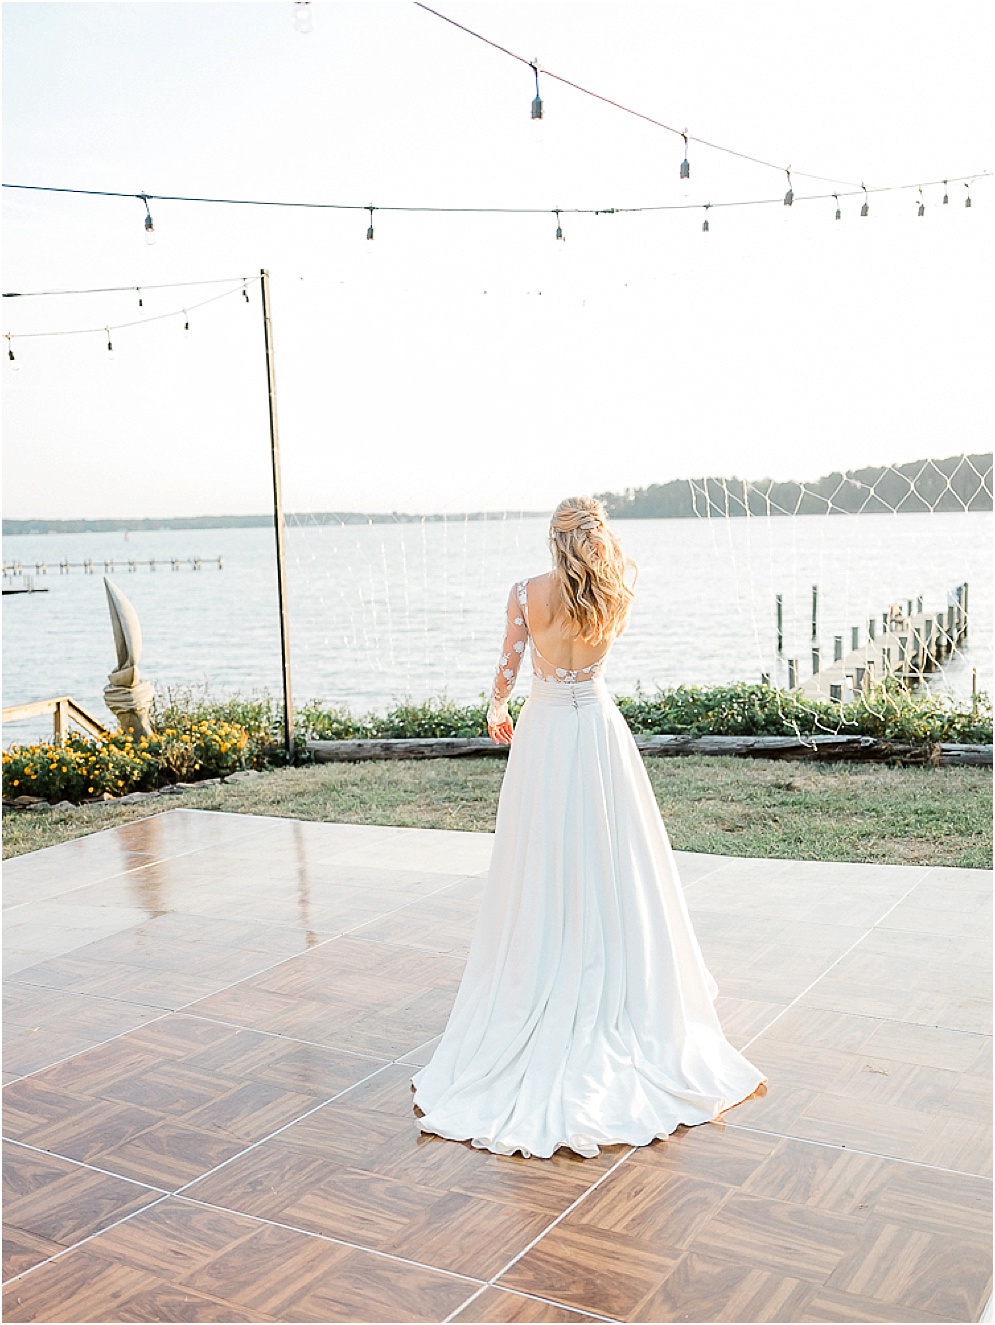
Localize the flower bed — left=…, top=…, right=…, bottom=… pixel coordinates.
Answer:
left=2, top=718, right=250, bottom=805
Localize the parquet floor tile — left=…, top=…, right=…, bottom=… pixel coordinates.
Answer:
left=824, top=1219, right=993, bottom=1321
left=635, top=1249, right=816, bottom=1323
left=498, top=1222, right=683, bottom=1320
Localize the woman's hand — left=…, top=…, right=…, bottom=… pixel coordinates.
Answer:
left=487, top=705, right=514, bottom=746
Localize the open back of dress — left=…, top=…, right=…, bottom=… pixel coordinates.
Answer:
left=412, top=579, right=764, bottom=1159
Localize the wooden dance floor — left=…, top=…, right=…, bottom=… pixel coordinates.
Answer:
left=3, top=809, right=992, bottom=1322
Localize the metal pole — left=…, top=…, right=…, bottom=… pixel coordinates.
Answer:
left=260, top=269, right=295, bottom=761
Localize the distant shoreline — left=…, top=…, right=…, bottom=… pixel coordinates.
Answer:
left=3, top=506, right=994, bottom=536
left=4, top=452, right=991, bottom=534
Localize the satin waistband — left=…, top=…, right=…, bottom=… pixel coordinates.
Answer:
left=527, top=675, right=610, bottom=708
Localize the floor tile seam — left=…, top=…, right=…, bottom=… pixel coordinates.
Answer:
left=737, top=1003, right=992, bottom=1054
left=787, top=1001, right=993, bottom=1040
left=1, top=978, right=189, bottom=1018
left=442, top=1282, right=620, bottom=1325
left=167, top=1008, right=392, bottom=1063
left=0, top=1006, right=179, bottom=1088
left=166, top=1060, right=398, bottom=1199
left=0, top=1136, right=173, bottom=1195
left=169, top=1192, right=489, bottom=1289
left=739, top=873, right=931, bottom=1053
left=0, top=1191, right=173, bottom=1289
left=724, top=1121, right=995, bottom=1184
left=2, top=826, right=267, bottom=901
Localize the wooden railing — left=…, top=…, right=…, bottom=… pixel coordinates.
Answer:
left=2, top=696, right=110, bottom=743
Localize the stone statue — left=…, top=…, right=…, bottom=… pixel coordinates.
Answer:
left=103, top=578, right=155, bottom=737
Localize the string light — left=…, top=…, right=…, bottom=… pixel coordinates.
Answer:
left=292, top=1, right=313, bottom=35
left=783, top=168, right=794, bottom=207
left=4, top=282, right=249, bottom=366
left=680, top=131, right=690, bottom=180
left=965, top=181, right=972, bottom=208
left=917, top=186, right=925, bottom=217
left=943, top=180, right=949, bottom=204
left=833, top=193, right=841, bottom=221
left=5, top=175, right=987, bottom=226
left=366, top=205, right=375, bottom=240
left=243, top=285, right=250, bottom=303
left=554, top=208, right=564, bottom=241
left=860, top=183, right=870, bottom=217
left=702, top=203, right=711, bottom=232
left=139, top=193, right=155, bottom=245
left=136, top=287, right=143, bottom=308
left=530, top=61, right=543, bottom=120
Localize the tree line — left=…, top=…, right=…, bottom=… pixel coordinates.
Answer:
left=597, top=453, right=993, bottom=518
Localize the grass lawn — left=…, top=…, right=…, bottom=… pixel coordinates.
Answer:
left=3, top=755, right=991, bottom=869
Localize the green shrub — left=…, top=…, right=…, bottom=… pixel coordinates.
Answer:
left=6, top=681, right=986, bottom=805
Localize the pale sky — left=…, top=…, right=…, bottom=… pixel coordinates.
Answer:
left=2, top=1, right=992, bottom=519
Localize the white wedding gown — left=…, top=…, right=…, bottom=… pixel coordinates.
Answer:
left=411, top=580, right=765, bottom=1159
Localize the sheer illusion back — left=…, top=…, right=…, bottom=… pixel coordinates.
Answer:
left=492, top=580, right=609, bottom=717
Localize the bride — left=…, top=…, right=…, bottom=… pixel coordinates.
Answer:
left=411, top=496, right=764, bottom=1159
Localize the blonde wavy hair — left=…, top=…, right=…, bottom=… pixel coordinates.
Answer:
left=548, top=496, right=635, bottom=644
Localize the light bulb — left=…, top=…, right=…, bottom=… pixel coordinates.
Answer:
left=144, top=215, right=156, bottom=245
left=6, top=339, right=20, bottom=372
left=106, top=330, right=116, bottom=361
left=293, top=1, right=313, bottom=34
left=530, top=61, right=543, bottom=120
left=943, top=181, right=949, bottom=204
left=783, top=168, right=793, bottom=207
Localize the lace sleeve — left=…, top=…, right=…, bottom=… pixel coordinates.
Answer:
left=487, top=582, right=529, bottom=724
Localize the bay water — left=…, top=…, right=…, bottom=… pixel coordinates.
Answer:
left=3, top=511, right=991, bottom=747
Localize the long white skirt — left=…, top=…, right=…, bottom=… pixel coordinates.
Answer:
left=411, top=675, right=765, bottom=1159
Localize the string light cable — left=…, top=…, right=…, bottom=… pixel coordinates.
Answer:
left=2, top=174, right=988, bottom=227
left=413, top=1, right=867, bottom=188
left=3, top=276, right=251, bottom=299
left=3, top=280, right=251, bottom=357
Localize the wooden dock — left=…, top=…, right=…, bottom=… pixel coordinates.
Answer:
left=784, top=582, right=971, bottom=701
left=2, top=557, right=223, bottom=575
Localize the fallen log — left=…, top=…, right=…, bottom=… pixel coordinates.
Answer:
left=306, top=736, right=992, bottom=766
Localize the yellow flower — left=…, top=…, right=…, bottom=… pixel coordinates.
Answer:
left=12, top=780, right=19, bottom=786
left=88, top=786, right=94, bottom=793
